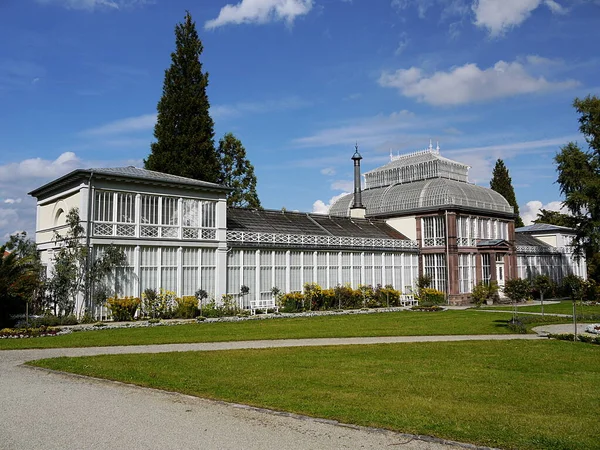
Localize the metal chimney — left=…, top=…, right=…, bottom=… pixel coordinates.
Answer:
left=351, top=144, right=363, bottom=209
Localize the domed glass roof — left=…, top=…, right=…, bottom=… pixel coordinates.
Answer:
left=330, top=178, right=513, bottom=216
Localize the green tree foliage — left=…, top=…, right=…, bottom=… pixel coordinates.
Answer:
left=144, top=11, right=221, bottom=183
left=217, top=132, right=261, bottom=208
left=533, top=209, right=574, bottom=227
left=0, top=242, right=42, bottom=327
left=490, top=159, right=524, bottom=228
left=555, top=95, right=600, bottom=281
left=48, top=208, right=127, bottom=316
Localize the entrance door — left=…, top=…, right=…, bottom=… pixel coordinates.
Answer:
left=495, top=253, right=505, bottom=288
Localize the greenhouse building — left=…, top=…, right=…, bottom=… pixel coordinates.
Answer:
left=29, top=144, right=586, bottom=316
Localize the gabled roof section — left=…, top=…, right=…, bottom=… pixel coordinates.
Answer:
left=29, top=166, right=231, bottom=199
left=227, top=208, right=410, bottom=240
left=516, top=223, right=576, bottom=233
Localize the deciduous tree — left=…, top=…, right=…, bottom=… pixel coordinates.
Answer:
left=490, top=159, right=524, bottom=228
left=555, top=95, right=600, bottom=282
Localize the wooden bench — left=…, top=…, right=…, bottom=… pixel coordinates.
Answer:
left=250, top=299, right=279, bottom=315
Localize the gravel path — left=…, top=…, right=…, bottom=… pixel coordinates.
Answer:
left=0, top=334, right=544, bottom=450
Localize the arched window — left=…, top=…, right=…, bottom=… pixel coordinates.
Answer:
left=54, top=208, right=65, bottom=226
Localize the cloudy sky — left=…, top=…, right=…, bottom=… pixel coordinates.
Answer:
left=1, top=0, right=599, bottom=240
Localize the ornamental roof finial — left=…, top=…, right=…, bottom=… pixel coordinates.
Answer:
left=436, top=141, right=440, bottom=153
left=429, top=139, right=433, bottom=151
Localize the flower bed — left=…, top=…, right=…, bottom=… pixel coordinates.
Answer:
left=0, top=326, right=65, bottom=339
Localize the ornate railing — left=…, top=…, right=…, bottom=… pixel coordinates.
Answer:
left=516, top=245, right=571, bottom=254
left=94, top=222, right=216, bottom=240
left=227, top=230, right=418, bottom=250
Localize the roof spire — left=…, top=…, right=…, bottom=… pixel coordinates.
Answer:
left=389, top=148, right=393, bottom=161
left=436, top=141, right=440, bottom=153
left=429, top=139, right=433, bottom=151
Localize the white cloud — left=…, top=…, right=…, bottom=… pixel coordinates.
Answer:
left=79, top=114, right=156, bottom=137
left=320, top=167, right=336, bottom=176
left=521, top=200, right=568, bottom=226
left=205, top=0, right=313, bottom=29
left=35, top=0, right=151, bottom=10
left=293, top=110, right=416, bottom=147
left=211, top=97, right=312, bottom=119
left=312, top=192, right=349, bottom=215
left=0, top=152, right=81, bottom=183
left=331, top=180, right=353, bottom=191
left=378, top=59, right=578, bottom=106
left=395, top=33, right=410, bottom=56
left=0, top=152, right=140, bottom=240
left=472, top=0, right=567, bottom=36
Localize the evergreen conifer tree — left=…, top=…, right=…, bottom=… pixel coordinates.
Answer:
left=217, top=133, right=261, bottom=208
left=490, top=159, right=524, bottom=228
left=144, top=12, right=220, bottom=183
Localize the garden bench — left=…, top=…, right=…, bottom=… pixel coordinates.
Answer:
left=250, top=299, right=279, bottom=315
left=400, top=294, right=417, bottom=306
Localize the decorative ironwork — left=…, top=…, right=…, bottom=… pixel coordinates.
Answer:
left=201, top=229, right=216, bottom=240
left=516, top=245, right=571, bottom=254
left=116, top=224, right=135, bottom=237
left=94, top=223, right=113, bottom=236
left=161, top=227, right=178, bottom=238
left=140, top=225, right=159, bottom=238
left=227, top=230, right=418, bottom=250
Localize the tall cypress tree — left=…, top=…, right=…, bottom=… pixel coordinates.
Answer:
left=490, top=159, right=524, bottom=228
left=144, top=11, right=220, bottom=183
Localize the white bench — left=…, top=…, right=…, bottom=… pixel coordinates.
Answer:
left=250, top=299, right=279, bottom=315
left=400, top=294, right=417, bottom=306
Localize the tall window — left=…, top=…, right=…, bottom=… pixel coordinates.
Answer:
left=162, top=197, right=178, bottom=226
left=94, top=191, right=113, bottom=222
left=422, top=216, right=445, bottom=247
left=140, top=195, right=159, bottom=225
left=116, top=193, right=134, bottom=223
left=290, top=251, right=302, bottom=291
left=161, top=247, right=178, bottom=292
left=202, top=201, right=216, bottom=228
left=459, top=254, right=476, bottom=294
left=482, top=253, right=491, bottom=285
left=423, top=254, right=447, bottom=293
left=182, top=248, right=198, bottom=296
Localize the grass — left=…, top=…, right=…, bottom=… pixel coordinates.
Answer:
left=30, top=340, right=600, bottom=450
left=486, top=300, right=600, bottom=316
left=0, top=310, right=515, bottom=350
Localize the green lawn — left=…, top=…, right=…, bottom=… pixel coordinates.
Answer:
left=1, top=310, right=515, bottom=350
left=30, top=340, right=600, bottom=450
left=486, top=300, right=600, bottom=316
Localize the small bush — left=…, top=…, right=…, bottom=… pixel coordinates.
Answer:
left=0, top=325, right=62, bottom=339
left=107, top=296, right=141, bottom=322
left=142, top=288, right=176, bottom=319
left=418, top=287, right=445, bottom=306
left=174, top=296, right=199, bottom=319
left=507, top=318, right=527, bottom=334
left=471, top=281, right=499, bottom=306
left=279, top=292, right=304, bottom=313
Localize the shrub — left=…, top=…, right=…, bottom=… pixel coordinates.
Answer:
left=507, top=318, right=527, bottom=334
left=142, top=288, right=176, bottom=319
left=174, top=296, right=199, bottom=319
left=0, top=326, right=62, bottom=339
left=471, top=281, right=499, bottom=306
left=279, top=292, right=304, bottom=313
left=375, top=285, right=402, bottom=307
left=107, top=296, right=141, bottom=322
left=418, top=287, right=445, bottom=306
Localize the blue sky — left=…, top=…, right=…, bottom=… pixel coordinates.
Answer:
left=1, top=0, right=599, bottom=240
